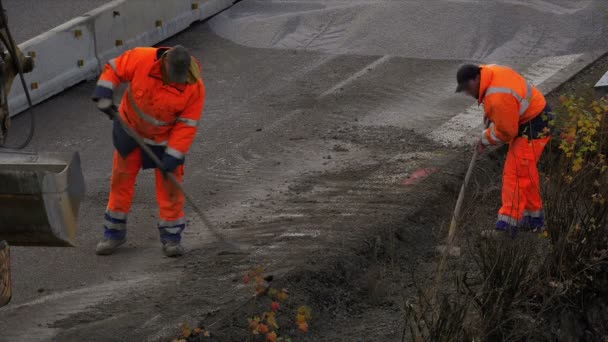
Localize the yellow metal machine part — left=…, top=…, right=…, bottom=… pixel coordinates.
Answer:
left=0, top=2, right=85, bottom=307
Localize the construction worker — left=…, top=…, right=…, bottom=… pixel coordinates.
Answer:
left=92, top=45, right=205, bottom=257
left=455, top=64, right=552, bottom=236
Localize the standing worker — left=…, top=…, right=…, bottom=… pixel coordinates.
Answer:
left=455, top=64, right=552, bottom=236
left=92, top=45, right=205, bottom=257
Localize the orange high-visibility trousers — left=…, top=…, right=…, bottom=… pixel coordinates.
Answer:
left=103, top=149, right=185, bottom=242
left=498, top=136, right=550, bottom=227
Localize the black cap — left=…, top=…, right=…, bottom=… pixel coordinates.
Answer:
left=455, top=64, right=481, bottom=93
left=165, top=45, right=191, bottom=84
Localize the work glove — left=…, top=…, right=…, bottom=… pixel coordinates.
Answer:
left=97, top=98, right=117, bottom=120
left=161, top=153, right=181, bottom=173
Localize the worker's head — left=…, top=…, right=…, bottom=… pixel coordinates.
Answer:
left=163, top=45, right=191, bottom=84
left=455, top=64, right=481, bottom=99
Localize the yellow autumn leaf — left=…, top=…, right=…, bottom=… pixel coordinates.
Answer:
left=181, top=323, right=191, bottom=338
left=267, top=312, right=279, bottom=329
left=296, top=314, right=306, bottom=324
left=297, top=306, right=312, bottom=320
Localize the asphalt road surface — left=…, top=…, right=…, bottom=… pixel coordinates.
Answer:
left=0, top=0, right=606, bottom=340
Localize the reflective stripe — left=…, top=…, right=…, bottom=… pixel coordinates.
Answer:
left=485, top=82, right=534, bottom=116
left=177, top=117, right=198, bottom=127
left=97, top=79, right=115, bottom=91
left=523, top=210, right=543, bottom=218
left=481, top=130, right=491, bottom=146
left=104, top=221, right=126, bottom=230
left=105, top=210, right=127, bottom=221
left=158, top=218, right=186, bottom=236
left=485, top=87, right=520, bottom=99
left=165, top=146, right=185, bottom=159
left=159, top=217, right=186, bottom=228
left=162, top=227, right=184, bottom=234
left=497, top=214, right=520, bottom=226
left=519, top=82, right=533, bottom=115
left=108, top=59, right=117, bottom=72
left=127, top=85, right=174, bottom=127
left=143, top=137, right=167, bottom=146
left=489, top=123, right=503, bottom=145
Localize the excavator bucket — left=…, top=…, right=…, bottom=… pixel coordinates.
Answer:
left=0, top=151, right=85, bottom=246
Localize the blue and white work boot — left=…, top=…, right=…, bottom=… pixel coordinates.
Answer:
left=159, top=219, right=186, bottom=257
left=481, top=220, right=518, bottom=239
left=95, top=236, right=127, bottom=255
left=162, top=240, right=185, bottom=257
left=522, top=214, right=545, bottom=233
left=97, top=212, right=128, bottom=255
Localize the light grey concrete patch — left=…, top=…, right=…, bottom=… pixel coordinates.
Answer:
left=596, top=71, right=608, bottom=88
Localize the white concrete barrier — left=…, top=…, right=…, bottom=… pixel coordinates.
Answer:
left=91, top=0, right=200, bottom=65
left=8, top=16, right=97, bottom=115
left=8, top=0, right=236, bottom=117
left=198, top=0, right=235, bottom=21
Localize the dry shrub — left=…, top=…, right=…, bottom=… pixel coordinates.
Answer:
left=535, top=95, right=608, bottom=340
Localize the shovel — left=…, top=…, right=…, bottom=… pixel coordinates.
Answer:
left=435, top=148, right=479, bottom=257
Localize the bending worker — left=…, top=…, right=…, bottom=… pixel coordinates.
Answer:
left=455, top=63, right=552, bottom=235
left=92, top=45, right=205, bottom=257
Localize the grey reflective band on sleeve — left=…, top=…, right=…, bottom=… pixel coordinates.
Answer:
left=108, top=59, right=117, bottom=72
left=177, top=117, right=198, bottom=127
left=127, top=85, right=175, bottom=127
left=519, top=82, right=533, bottom=115
left=489, top=124, right=503, bottom=144
left=97, top=79, right=115, bottom=90
left=481, top=130, right=491, bottom=146
left=165, top=146, right=185, bottom=159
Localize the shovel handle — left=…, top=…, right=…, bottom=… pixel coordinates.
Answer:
left=446, top=148, right=479, bottom=245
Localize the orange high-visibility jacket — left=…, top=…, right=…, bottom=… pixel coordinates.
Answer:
left=478, top=65, right=546, bottom=146
left=93, top=47, right=205, bottom=161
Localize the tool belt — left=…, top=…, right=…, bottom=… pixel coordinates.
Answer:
left=518, top=105, right=553, bottom=140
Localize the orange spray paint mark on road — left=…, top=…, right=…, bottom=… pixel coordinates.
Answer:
left=402, top=168, right=439, bottom=185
